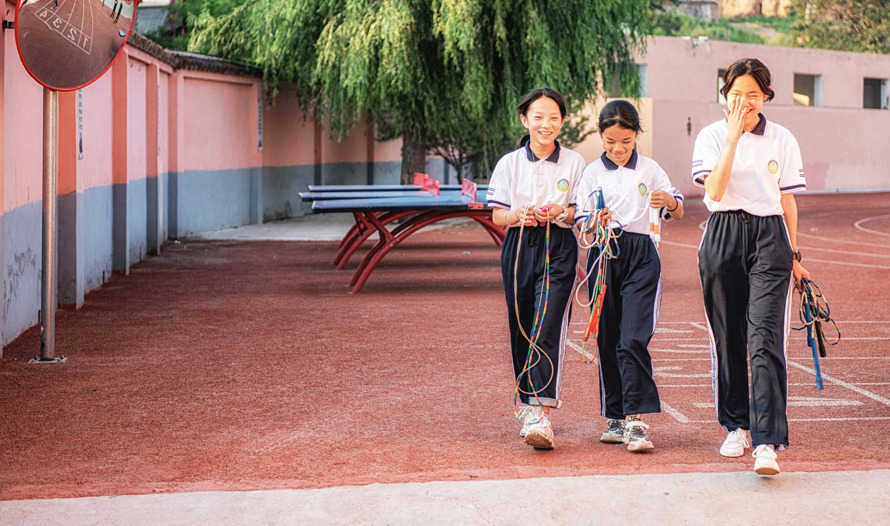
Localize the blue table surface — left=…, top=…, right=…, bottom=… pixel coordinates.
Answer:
left=311, top=191, right=491, bottom=213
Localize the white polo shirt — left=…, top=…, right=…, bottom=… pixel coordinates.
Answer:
left=692, top=114, right=806, bottom=216
left=486, top=141, right=587, bottom=229
left=575, top=151, right=683, bottom=236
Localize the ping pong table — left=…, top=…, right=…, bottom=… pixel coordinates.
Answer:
left=304, top=180, right=502, bottom=293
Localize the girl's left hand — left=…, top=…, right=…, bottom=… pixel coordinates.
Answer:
left=534, top=204, right=564, bottom=223
left=793, top=261, right=811, bottom=291
left=649, top=190, right=676, bottom=210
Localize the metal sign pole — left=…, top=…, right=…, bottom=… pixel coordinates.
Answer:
left=31, top=87, right=65, bottom=364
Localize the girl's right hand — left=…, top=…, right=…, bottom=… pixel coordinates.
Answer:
left=513, top=205, right=538, bottom=227
left=599, top=207, right=612, bottom=227
left=723, top=96, right=748, bottom=141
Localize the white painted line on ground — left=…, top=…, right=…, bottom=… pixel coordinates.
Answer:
left=650, top=349, right=709, bottom=354
left=660, top=401, right=690, bottom=423
left=787, top=359, right=890, bottom=407
left=799, top=245, right=890, bottom=258
left=659, top=239, right=890, bottom=268
left=566, top=339, right=596, bottom=363
left=798, top=231, right=890, bottom=248
left=653, top=366, right=711, bottom=378
left=694, top=397, right=863, bottom=408
left=689, top=322, right=709, bottom=331
left=678, top=344, right=711, bottom=348
left=854, top=214, right=890, bottom=238
left=658, top=384, right=710, bottom=388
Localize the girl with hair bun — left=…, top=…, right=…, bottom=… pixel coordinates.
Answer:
left=575, top=99, right=684, bottom=453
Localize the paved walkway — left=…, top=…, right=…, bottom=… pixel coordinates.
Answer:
left=4, top=470, right=889, bottom=525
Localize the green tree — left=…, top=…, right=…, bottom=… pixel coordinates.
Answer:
left=190, top=0, right=654, bottom=184
left=788, top=0, right=890, bottom=54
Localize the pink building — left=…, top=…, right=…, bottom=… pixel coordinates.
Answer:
left=1, top=24, right=889, bottom=350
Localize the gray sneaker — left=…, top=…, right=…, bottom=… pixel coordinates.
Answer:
left=624, top=417, right=654, bottom=452
left=600, top=419, right=625, bottom=443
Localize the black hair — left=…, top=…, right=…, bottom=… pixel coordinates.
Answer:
left=597, top=100, right=643, bottom=134
left=721, top=58, right=775, bottom=102
left=516, top=87, right=567, bottom=147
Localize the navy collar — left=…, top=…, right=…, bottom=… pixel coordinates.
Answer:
left=524, top=140, right=561, bottom=163
left=750, top=113, right=767, bottom=136
left=601, top=149, right=638, bottom=171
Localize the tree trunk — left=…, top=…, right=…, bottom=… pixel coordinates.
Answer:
left=400, top=127, right=427, bottom=185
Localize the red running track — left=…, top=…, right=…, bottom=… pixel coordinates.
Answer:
left=1, top=194, right=889, bottom=500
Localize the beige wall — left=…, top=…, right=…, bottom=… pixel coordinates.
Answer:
left=575, top=36, right=890, bottom=197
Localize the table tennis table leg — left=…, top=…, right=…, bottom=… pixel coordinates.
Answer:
left=348, top=212, right=397, bottom=287
left=336, top=211, right=417, bottom=269
left=468, top=216, right=505, bottom=246
left=351, top=210, right=487, bottom=293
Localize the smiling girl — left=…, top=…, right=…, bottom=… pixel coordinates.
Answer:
left=486, top=88, right=587, bottom=449
left=574, top=100, right=684, bottom=452
left=693, top=58, right=809, bottom=475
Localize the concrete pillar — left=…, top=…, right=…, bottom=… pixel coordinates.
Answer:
left=146, top=63, right=161, bottom=254
left=112, top=52, right=130, bottom=274
left=248, top=83, right=262, bottom=225
left=167, top=73, right=185, bottom=238
left=57, top=91, right=84, bottom=309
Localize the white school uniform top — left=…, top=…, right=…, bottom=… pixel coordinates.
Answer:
left=692, top=114, right=806, bottom=216
left=575, top=150, right=683, bottom=236
left=486, top=141, right=586, bottom=229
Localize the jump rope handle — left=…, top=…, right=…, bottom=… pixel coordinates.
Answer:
left=802, top=297, right=825, bottom=390
left=648, top=207, right=661, bottom=246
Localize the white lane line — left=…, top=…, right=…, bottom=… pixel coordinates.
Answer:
left=798, top=231, right=890, bottom=248
left=659, top=384, right=710, bottom=388
left=693, top=397, right=863, bottom=408
left=660, top=401, right=690, bottom=423
left=566, top=339, right=596, bottom=363
left=685, top=417, right=890, bottom=423
left=799, top=245, right=890, bottom=259
left=659, top=239, right=890, bottom=268
left=689, top=322, right=709, bottom=331
left=653, top=366, right=711, bottom=377
left=650, top=349, right=709, bottom=354
left=787, top=359, right=890, bottom=407
left=854, top=214, right=890, bottom=239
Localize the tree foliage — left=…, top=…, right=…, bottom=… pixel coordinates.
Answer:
left=788, top=0, right=890, bottom=54
left=190, top=0, right=654, bottom=183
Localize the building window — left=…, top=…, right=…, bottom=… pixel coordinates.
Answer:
left=864, top=78, right=889, bottom=110
left=794, top=74, right=823, bottom=107
left=717, top=69, right=726, bottom=104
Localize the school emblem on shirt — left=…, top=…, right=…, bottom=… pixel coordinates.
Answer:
left=638, top=183, right=648, bottom=197
left=557, top=178, right=570, bottom=192
left=768, top=160, right=779, bottom=174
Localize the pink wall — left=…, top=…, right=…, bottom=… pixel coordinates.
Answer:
left=159, top=72, right=169, bottom=175
left=79, top=75, right=115, bottom=192
left=183, top=77, right=255, bottom=172
left=262, top=93, right=315, bottom=167
left=127, top=58, right=148, bottom=182
left=3, top=25, right=43, bottom=212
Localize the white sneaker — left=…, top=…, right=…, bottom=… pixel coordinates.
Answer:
left=720, top=429, right=750, bottom=458
left=753, top=445, right=781, bottom=475
left=517, top=406, right=542, bottom=437
left=524, top=415, right=554, bottom=449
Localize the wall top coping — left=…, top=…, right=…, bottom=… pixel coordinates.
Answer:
left=127, top=32, right=263, bottom=78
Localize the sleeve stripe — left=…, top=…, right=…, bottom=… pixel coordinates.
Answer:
left=693, top=169, right=712, bottom=177
left=780, top=184, right=806, bottom=192
left=692, top=160, right=704, bottom=167
left=486, top=199, right=511, bottom=208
